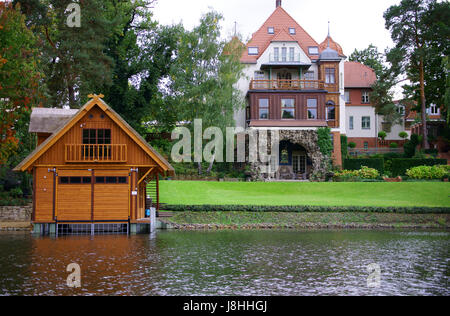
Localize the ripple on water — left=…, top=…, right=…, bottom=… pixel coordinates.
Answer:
left=0, top=230, right=448, bottom=296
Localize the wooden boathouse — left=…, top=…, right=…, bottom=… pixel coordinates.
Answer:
left=14, top=94, right=174, bottom=235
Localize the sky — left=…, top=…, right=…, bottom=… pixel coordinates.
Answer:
left=152, top=0, right=402, bottom=57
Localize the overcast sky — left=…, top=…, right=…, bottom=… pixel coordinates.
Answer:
left=153, top=0, right=402, bottom=56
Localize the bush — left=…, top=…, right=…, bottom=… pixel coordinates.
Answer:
left=333, top=166, right=380, bottom=182
left=406, top=165, right=450, bottom=180
left=348, top=142, right=356, bottom=149
left=399, top=132, right=408, bottom=140
left=378, top=131, right=387, bottom=140
left=344, top=158, right=384, bottom=175
left=391, top=159, right=447, bottom=177
left=162, top=204, right=450, bottom=214
left=389, top=143, right=399, bottom=149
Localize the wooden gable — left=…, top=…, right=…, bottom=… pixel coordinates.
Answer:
left=14, top=96, right=174, bottom=174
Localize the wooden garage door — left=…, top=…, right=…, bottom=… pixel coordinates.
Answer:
left=93, top=170, right=130, bottom=221
left=35, top=168, right=54, bottom=222
left=56, top=170, right=92, bottom=221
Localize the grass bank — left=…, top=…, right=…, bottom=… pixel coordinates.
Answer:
left=160, top=211, right=450, bottom=230
left=160, top=181, right=450, bottom=208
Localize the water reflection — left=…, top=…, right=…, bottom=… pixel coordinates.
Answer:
left=0, top=230, right=448, bottom=296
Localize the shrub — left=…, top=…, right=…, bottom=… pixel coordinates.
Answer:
left=358, top=166, right=380, bottom=179
left=406, top=165, right=449, bottom=180
left=389, top=143, right=399, bottom=149
left=378, top=131, right=387, bottom=140
left=333, top=166, right=379, bottom=181
left=399, top=132, right=408, bottom=140
left=348, top=142, right=356, bottom=149
left=391, top=159, right=447, bottom=177
left=343, top=158, right=384, bottom=175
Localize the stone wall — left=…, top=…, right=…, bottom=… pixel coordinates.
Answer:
left=0, top=204, right=32, bottom=222
left=248, top=129, right=331, bottom=181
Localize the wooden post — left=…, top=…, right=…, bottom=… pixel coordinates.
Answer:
left=156, top=173, right=159, bottom=212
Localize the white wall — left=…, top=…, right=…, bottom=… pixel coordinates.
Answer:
left=345, top=106, right=377, bottom=138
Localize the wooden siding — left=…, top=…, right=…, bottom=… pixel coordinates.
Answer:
left=56, top=170, right=92, bottom=221
left=34, top=167, right=54, bottom=222
left=33, top=106, right=157, bottom=167
left=93, top=170, right=130, bottom=221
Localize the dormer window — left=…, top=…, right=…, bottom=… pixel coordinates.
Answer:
left=268, top=27, right=275, bottom=34
left=289, top=27, right=296, bottom=35
left=248, top=47, right=258, bottom=55
left=308, top=47, right=319, bottom=55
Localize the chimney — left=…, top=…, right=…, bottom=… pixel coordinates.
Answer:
left=276, top=0, right=282, bottom=8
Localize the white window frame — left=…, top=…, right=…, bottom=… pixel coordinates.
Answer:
left=345, top=91, right=350, bottom=103
left=349, top=116, right=354, bottom=130
left=268, top=27, right=275, bottom=34
left=248, top=47, right=258, bottom=55
left=289, top=27, right=296, bottom=35
left=362, top=91, right=370, bottom=104
left=362, top=116, right=371, bottom=130
left=308, top=47, right=319, bottom=55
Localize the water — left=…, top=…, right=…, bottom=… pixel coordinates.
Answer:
left=0, top=230, right=448, bottom=296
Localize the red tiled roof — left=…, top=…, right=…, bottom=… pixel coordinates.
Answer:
left=344, top=61, right=377, bottom=88
left=240, top=6, right=319, bottom=63
left=319, top=36, right=344, bottom=56
left=271, top=29, right=297, bottom=42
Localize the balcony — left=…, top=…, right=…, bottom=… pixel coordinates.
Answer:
left=249, top=79, right=325, bottom=91
left=65, top=144, right=127, bottom=163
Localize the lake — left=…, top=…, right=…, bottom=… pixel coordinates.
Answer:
left=0, top=230, right=448, bottom=296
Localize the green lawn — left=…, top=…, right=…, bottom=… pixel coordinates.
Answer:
left=159, top=181, right=450, bottom=208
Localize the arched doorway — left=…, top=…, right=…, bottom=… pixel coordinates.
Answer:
left=278, top=141, right=312, bottom=180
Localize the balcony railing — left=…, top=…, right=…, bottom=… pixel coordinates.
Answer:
left=65, top=144, right=127, bottom=163
left=249, top=79, right=325, bottom=90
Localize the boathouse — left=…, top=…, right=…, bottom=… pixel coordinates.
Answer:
left=14, top=94, right=174, bottom=235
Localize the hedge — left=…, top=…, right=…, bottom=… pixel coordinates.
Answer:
left=161, top=204, right=450, bottom=214
left=343, top=158, right=384, bottom=175
left=390, top=159, right=447, bottom=177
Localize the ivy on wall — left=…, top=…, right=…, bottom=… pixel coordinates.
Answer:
left=317, top=127, right=333, bottom=157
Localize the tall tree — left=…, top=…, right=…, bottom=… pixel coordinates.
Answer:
left=384, top=0, right=447, bottom=149
left=349, top=45, right=404, bottom=125
left=100, top=0, right=180, bottom=133
left=165, top=11, right=245, bottom=173
left=0, top=2, right=43, bottom=164
left=16, top=0, right=114, bottom=108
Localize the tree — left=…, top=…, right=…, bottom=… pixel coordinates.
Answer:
left=384, top=0, right=448, bottom=149
left=349, top=45, right=403, bottom=125
left=0, top=2, right=43, bottom=164
left=165, top=11, right=245, bottom=174
left=16, top=0, right=115, bottom=108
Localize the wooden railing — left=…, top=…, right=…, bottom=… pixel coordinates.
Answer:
left=249, top=79, right=325, bottom=91
left=65, top=144, right=127, bottom=163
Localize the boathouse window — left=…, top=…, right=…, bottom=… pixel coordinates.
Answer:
left=95, top=176, right=128, bottom=184
left=83, top=129, right=111, bottom=145
left=281, top=47, right=287, bottom=62
left=59, top=177, right=92, bottom=184
left=268, top=27, right=274, bottom=34
left=289, top=27, right=296, bottom=35
left=281, top=99, right=295, bottom=119
left=307, top=98, right=317, bottom=120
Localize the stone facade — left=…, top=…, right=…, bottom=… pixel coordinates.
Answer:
left=0, top=204, right=32, bottom=222
left=249, top=129, right=331, bottom=181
